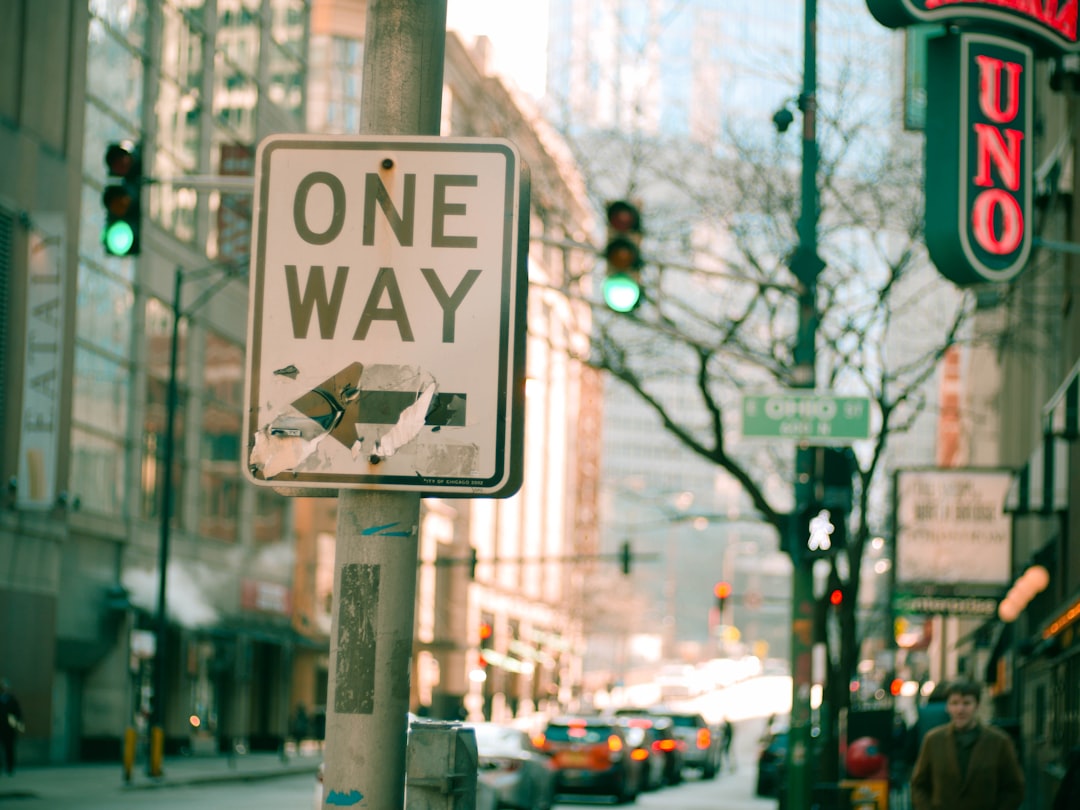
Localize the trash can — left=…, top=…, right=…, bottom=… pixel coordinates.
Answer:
left=812, top=781, right=855, bottom=810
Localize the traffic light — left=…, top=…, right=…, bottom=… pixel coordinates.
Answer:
left=714, top=581, right=732, bottom=610
left=619, top=541, right=632, bottom=575
left=102, top=141, right=142, bottom=256
left=602, top=200, right=643, bottom=313
left=828, top=586, right=844, bottom=608
left=478, top=618, right=494, bottom=651
left=790, top=446, right=856, bottom=561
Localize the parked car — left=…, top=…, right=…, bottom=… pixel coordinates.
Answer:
left=638, top=707, right=721, bottom=779
left=469, top=722, right=556, bottom=810
left=756, top=724, right=789, bottom=797
left=616, top=715, right=684, bottom=788
left=535, top=716, right=639, bottom=804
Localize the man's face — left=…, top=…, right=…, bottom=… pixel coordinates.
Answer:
left=946, top=693, right=979, bottom=730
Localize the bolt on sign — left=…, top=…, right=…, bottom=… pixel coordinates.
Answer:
left=242, top=135, right=528, bottom=496
left=866, top=0, right=1080, bottom=286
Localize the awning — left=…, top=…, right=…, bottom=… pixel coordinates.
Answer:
left=1044, top=359, right=1080, bottom=440
left=1004, top=434, right=1069, bottom=514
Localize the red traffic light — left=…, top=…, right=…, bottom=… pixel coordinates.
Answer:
left=714, top=581, right=732, bottom=600
left=606, top=200, right=641, bottom=234
left=828, top=588, right=843, bottom=607
left=479, top=622, right=493, bottom=641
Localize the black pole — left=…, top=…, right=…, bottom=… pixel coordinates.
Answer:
left=150, top=265, right=183, bottom=776
left=787, top=0, right=822, bottom=805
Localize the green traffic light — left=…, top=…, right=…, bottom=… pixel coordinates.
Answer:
left=603, top=273, right=641, bottom=313
left=103, top=221, right=135, bottom=255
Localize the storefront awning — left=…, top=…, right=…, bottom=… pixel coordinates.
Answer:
left=1044, top=359, right=1080, bottom=440
left=1004, top=434, right=1069, bottom=515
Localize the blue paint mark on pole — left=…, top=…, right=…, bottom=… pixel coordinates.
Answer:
left=326, top=788, right=365, bottom=806
left=361, top=521, right=411, bottom=537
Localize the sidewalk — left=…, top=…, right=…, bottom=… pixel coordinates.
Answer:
left=0, top=748, right=321, bottom=803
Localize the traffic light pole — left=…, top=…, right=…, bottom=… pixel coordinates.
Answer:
left=147, top=263, right=241, bottom=777
left=319, top=3, right=445, bottom=809
left=786, top=0, right=822, bottom=807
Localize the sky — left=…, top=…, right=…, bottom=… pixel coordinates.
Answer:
left=445, top=0, right=550, bottom=99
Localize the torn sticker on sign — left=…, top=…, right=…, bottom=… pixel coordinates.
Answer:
left=249, top=418, right=328, bottom=478
left=361, top=382, right=436, bottom=459
left=249, top=362, right=479, bottom=479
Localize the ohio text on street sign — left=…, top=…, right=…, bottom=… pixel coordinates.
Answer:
left=242, top=135, right=528, bottom=496
left=741, top=392, right=872, bottom=442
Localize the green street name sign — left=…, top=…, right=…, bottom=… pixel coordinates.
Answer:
left=741, top=392, right=871, bottom=442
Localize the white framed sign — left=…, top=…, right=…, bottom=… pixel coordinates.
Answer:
left=243, top=135, right=528, bottom=497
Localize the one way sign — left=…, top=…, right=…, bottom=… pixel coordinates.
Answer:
left=242, top=135, right=528, bottom=497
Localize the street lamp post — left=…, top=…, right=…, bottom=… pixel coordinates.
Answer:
left=786, top=0, right=823, bottom=805
left=149, top=267, right=182, bottom=777
left=149, top=263, right=240, bottom=777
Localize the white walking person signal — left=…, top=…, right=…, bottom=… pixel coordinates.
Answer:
left=807, top=509, right=834, bottom=551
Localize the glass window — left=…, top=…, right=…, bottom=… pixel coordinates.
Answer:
left=70, top=427, right=126, bottom=517
left=253, top=487, right=287, bottom=544
left=86, top=1, right=146, bottom=131
left=268, top=0, right=307, bottom=117
left=207, top=143, right=255, bottom=268
left=75, top=261, right=134, bottom=355
left=73, top=345, right=129, bottom=435
left=213, top=49, right=257, bottom=143
left=68, top=261, right=133, bottom=519
left=142, top=297, right=188, bottom=524
left=156, top=4, right=204, bottom=173
left=198, top=332, right=243, bottom=542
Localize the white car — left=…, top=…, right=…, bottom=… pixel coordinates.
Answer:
left=656, top=663, right=706, bottom=699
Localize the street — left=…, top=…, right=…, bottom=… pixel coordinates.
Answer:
left=0, top=715, right=779, bottom=810
left=0, top=751, right=775, bottom=810
left=0, top=677, right=791, bottom=810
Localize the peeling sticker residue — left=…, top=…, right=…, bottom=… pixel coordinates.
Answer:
left=363, top=383, right=436, bottom=459
left=250, top=420, right=327, bottom=477
left=335, top=563, right=378, bottom=715
left=249, top=361, right=482, bottom=481
left=326, top=788, right=365, bottom=806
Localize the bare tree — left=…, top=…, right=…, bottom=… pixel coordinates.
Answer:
left=540, top=62, right=979, bottom=722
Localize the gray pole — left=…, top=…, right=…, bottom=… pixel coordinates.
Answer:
left=321, top=2, right=447, bottom=808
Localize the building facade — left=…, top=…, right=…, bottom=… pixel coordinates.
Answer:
left=0, top=0, right=597, bottom=764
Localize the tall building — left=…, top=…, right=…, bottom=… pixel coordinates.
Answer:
left=1, top=0, right=596, bottom=764
left=544, top=0, right=936, bottom=667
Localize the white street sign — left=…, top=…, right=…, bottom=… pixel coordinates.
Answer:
left=243, top=135, right=527, bottom=496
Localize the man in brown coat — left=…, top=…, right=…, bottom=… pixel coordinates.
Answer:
left=910, top=679, right=1024, bottom=810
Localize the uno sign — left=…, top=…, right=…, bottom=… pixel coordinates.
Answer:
left=867, top=0, right=1080, bottom=53
left=925, top=33, right=1033, bottom=285
left=242, top=136, right=528, bottom=497
left=867, top=0, right=1075, bottom=285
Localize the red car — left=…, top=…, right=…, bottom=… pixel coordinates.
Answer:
left=535, top=716, right=640, bottom=804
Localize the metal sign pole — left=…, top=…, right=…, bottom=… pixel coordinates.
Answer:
left=788, top=0, right=821, bottom=806
left=321, top=3, right=447, bottom=809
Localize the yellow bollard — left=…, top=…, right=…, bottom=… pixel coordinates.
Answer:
left=149, top=725, right=164, bottom=777
left=122, top=727, right=137, bottom=782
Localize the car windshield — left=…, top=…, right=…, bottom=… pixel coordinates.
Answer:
left=545, top=724, right=614, bottom=744
left=666, top=715, right=698, bottom=728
